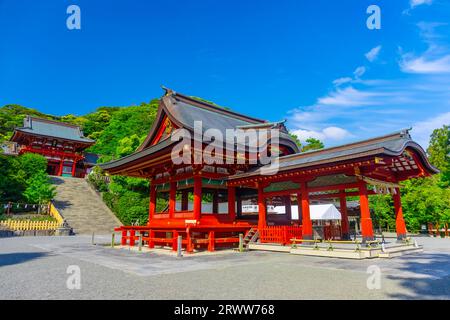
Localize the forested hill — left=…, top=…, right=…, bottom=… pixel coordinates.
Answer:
left=0, top=100, right=160, bottom=161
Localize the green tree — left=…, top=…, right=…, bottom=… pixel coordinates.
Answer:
left=19, top=153, right=48, bottom=177
left=427, top=125, right=450, bottom=187
left=288, top=132, right=302, bottom=148
left=23, top=170, right=57, bottom=209
left=0, top=155, right=24, bottom=202
left=302, top=138, right=325, bottom=152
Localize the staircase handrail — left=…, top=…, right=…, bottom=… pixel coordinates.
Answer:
left=48, top=201, right=66, bottom=227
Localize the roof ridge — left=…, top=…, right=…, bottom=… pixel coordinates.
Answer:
left=278, top=129, right=411, bottom=163
left=162, top=87, right=266, bottom=124
left=27, top=116, right=81, bottom=130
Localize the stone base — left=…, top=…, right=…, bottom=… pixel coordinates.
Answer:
left=56, top=227, right=73, bottom=236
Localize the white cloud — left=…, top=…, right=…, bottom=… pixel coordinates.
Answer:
left=353, top=66, right=366, bottom=78
left=410, top=0, right=433, bottom=9
left=365, top=45, right=382, bottom=62
left=292, top=127, right=352, bottom=143
left=332, top=77, right=352, bottom=87
left=411, top=111, right=450, bottom=147
left=400, top=54, right=450, bottom=73
left=317, top=86, right=379, bottom=106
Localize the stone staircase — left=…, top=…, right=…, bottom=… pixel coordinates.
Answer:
left=51, top=176, right=122, bottom=235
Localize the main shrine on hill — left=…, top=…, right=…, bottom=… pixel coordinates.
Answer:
left=10, top=116, right=97, bottom=178
left=100, top=88, right=438, bottom=252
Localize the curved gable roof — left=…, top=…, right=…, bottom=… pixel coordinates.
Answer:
left=137, top=88, right=298, bottom=153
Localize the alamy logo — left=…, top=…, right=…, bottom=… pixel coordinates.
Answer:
left=66, top=265, right=81, bottom=290
left=170, top=121, right=281, bottom=174
left=66, top=5, right=81, bottom=30
left=366, top=5, right=381, bottom=30
left=366, top=265, right=381, bottom=290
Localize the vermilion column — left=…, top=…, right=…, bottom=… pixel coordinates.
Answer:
left=168, top=181, right=177, bottom=218
left=148, top=183, right=156, bottom=224
left=257, top=183, right=267, bottom=229
left=71, top=160, right=77, bottom=177
left=300, top=182, right=313, bottom=239
left=227, top=186, right=236, bottom=221
left=193, top=175, right=202, bottom=221
left=339, top=190, right=350, bottom=240
left=58, top=158, right=64, bottom=176
left=358, top=180, right=375, bottom=242
left=393, top=187, right=407, bottom=240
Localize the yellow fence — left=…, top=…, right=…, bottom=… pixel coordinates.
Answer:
left=49, top=202, right=65, bottom=225
left=0, top=202, right=65, bottom=231
left=0, top=219, right=61, bottom=231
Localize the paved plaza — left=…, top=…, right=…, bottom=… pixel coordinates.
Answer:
left=1, top=235, right=450, bottom=299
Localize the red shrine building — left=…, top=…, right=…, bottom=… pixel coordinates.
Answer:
left=10, top=116, right=96, bottom=178
left=101, top=88, right=438, bottom=252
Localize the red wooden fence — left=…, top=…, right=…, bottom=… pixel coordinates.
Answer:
left=259, top=226, right=303, bottom=245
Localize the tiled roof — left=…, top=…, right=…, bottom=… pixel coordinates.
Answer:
left=14, top=116, right=94, bottom=143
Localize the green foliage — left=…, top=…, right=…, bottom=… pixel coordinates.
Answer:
left=0, top=104, right=55, bottom=141
left=302, top=138, right=325, bottom=152
left=369, top=194, right=395, bottom=230
left=0, top=155, right=24, bottom=202
left=401, top=175, right=450, bottom=229
left=427, top=125, right=450, bottom=187
left=288, top=132, right=302, bottom=148
left=0, top=153, right=49, bottom=203
left=89, top=100, right=159, bottom=157
left=19, top=153, right=48, bottom=178
left=23, top=170, right=56, bottom=205
left=288, top=133, right=325, bottom=152
left=116, top=134, right=143, bottom=158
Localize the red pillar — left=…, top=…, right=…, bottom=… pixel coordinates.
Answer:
left=358, top=180, right=375, bottom=242
left=227, top=186, right=236, bottom=221
left=339, top=190, right=350, bottom=240
left=393, top=187, right=407, bottom=240
left=257, top=183, right=267, bottom=229
left=169, top=181, right=177, bottom=218
left=71, top=160, right=77, bottom=177
left=193, top=175, right=202, bottom=221
left=58, top=158, right=64, bottom=176
left=300, top=182, right=313, bottom=239
left=208, top=231, right=215, bottom=252
left=148, top=184, right=156, bottom=224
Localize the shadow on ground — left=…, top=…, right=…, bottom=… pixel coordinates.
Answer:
left=387, top=252, right=450, bottom=299
left=0, top=252, right=48, bottom=267
left=50, top=177, right=66, bottom=185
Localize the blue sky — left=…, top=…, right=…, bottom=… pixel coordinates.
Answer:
left=0, top=0, right=449, bottom=148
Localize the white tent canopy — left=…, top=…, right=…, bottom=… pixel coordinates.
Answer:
left=274, top=204, right=342, bottom=220
left=309, top=204, right=342, bottom=220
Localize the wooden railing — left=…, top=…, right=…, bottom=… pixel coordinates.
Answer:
left=259, top=226, right=303, bottom=245
left=0, top=219, right=61, bottom=231
left=0, top=202, right=65, bottom=231
left=49, top=202, right=65, bottom=225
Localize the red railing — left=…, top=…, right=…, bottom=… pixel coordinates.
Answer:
left=259, top=226, right=302, bottom=245
left=116, top=225, right=251, bottom=253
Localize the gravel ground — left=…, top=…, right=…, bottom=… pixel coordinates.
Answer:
left=1, top=235, right=450, bottom=299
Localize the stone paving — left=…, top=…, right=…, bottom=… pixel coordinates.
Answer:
left=0, top=234, right=450, bottom=299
